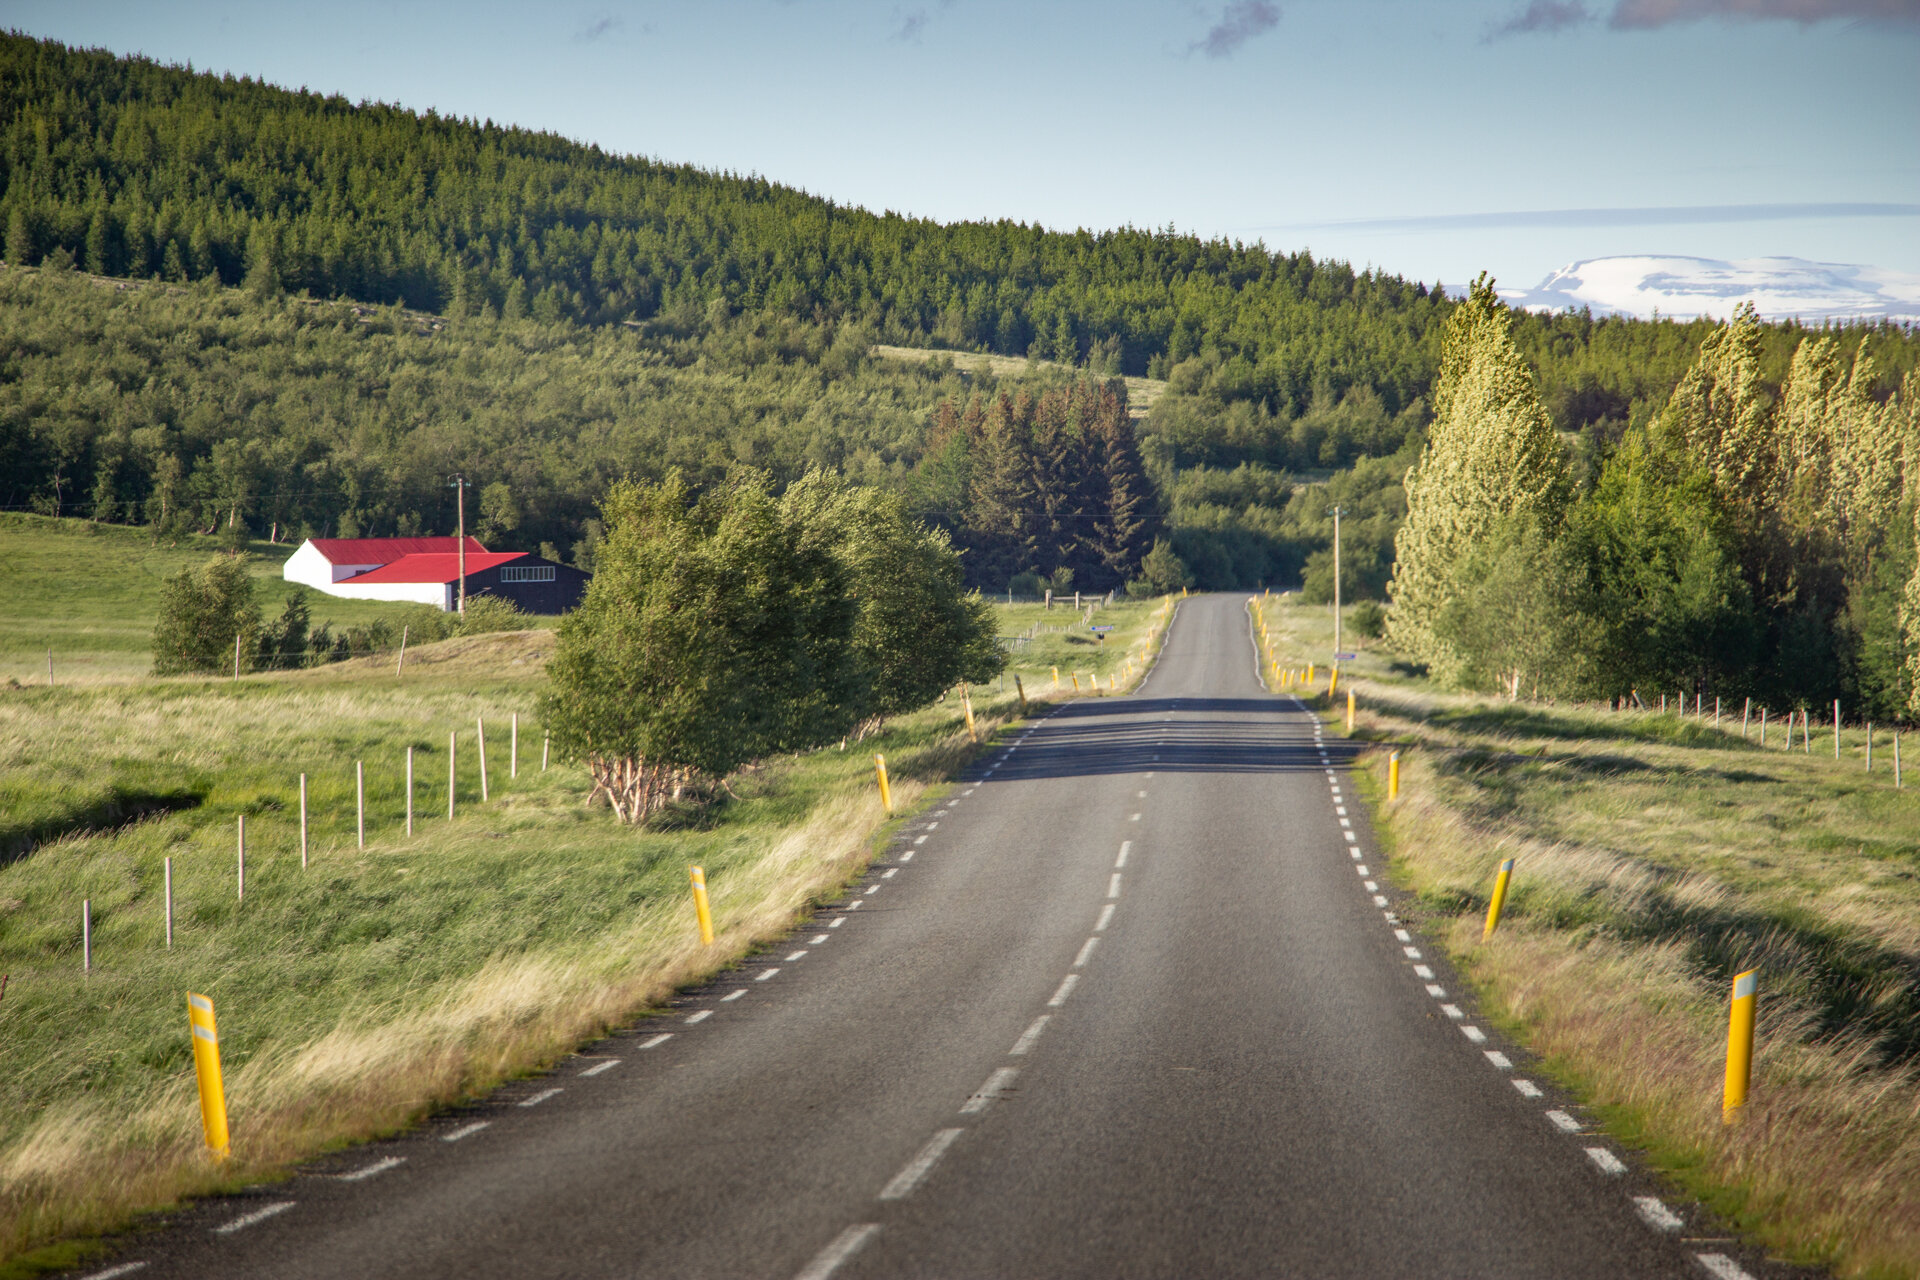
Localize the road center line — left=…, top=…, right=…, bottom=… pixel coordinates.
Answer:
left=1094, top=903, right=1115, bottom=931
left=793, top=1223, right=881, bottom=1280
left=214, top=1201, right=295, bottom=1235
left=686, top=1010, right=714, bottom=1023
left=581, top=1058, right=622, bottom=1075
left=339, top=1155, right=407, bottom=1179
left=1010, top=1014, right=1051, bottom=1055
left=960, top=1067, right=1019, bottom=1114
left=441, top=1122, right=490, bottom=1142
left=638, top=1033, right=674, bottom=1047
left=518, top=1089, right=562, bottom=1109
left=864, top=885, right=880, bottom=895
left=878, top=1129, right=964, bottom=1200
left=1425, top=984, right=1447, bottom=997
left=757, top=968, right=781, bottom=981
left=1048, top=974, right=1080, bottom=1006
left=1115, top=841, right=1130, bottom=868
left=1073, top=937, right=1100, bottom=967
left=1108, top=874, right=1123, bottom=898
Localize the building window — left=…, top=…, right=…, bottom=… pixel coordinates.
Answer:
left=500, top=565, right=555, bottom=583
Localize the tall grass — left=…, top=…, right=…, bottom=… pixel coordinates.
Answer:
left=1256, top=595, right=1920, bottom=1278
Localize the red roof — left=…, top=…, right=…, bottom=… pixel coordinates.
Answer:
left=308, top=537, right=487, bottom=565
left=343, top=552, right=527, bottom=585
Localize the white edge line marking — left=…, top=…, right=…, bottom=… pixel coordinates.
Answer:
left=441, top=1121, right=490, bottom=1142
left=580, top=1058, right=621, bottom=1076
left=959, top=1066, right=1019, bottom=1114
left=686, top=1010, right=714, bottom=1023
left=1094, top=903, right=1115, bottom=931
left=214, top=1201, right=296, bottom=1234
left=1546, top=1110, right=1582, bottom=1132
left=1115, top=841, right=1131, bottom=867
left=1010, top=1014, right=1050, bottom=1055
left=757, top=968, right=781, bottom=980
left=878, top=1128, right=964, bottom=1200
left=1634, top=1196, right=1684, bottom=1232
left=793, top=1223, right=881, bottom=1280
left=1586, top=1147, right=1628, bottom=1175
left=1425, top=984, right=1447, bottom=997
left=518, top=1090, right=561, bottom=1109
left=339, top=1155, right=406, bottom=1179
left=79, top=1264, right=148, bottom=1280
left=1073, top=937, right=1100, bottom=967
left=639, top=1033, right=673, bottom=1047
left=1484, top=1050, right=1513, bottom=1069
left=1047, top=974, right=1080, bottom=1006
left=1461, top=1025, right=1487, bottom=1043
left=1107, top=874, right=1123, bottom=899
left=1695, top=1255, right=1756, bottom=1280
left=1512, top=1078, right=1543, bottom=1098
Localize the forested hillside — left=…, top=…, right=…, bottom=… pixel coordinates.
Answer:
left=3, top=31, right=1917, bottom=599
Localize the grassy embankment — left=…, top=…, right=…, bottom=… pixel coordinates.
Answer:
left=0, top=570, right=1169, bottom=1273
left=1254, top=593, right=1920, bottom=1280
left=0, top=512, right=513, bottom=686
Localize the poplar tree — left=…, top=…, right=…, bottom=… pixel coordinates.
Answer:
left=1387, top=275, right=1568, bottom=680
left=1653, top=302, right=1775, bottom=516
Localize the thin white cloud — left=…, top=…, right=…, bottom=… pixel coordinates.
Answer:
left=1267, top=202, right=1920, bottom=233
left=1190, top=2, right=1281, bottom=58
left=1610, top=0, right=1920, bottom=24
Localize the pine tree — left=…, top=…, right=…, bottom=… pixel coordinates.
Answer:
left=1387, top=275, right=1568, bottom=679
left=4, top=206, right=31, bottom=265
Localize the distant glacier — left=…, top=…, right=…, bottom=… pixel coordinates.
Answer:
left=1500, top=255, right=1920, bottom=322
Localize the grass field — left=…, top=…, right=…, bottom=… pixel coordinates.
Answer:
left=0, top=576, right=1171, bottom=1274
left=1255, top=593, right=1920, bottom=1279
left=0, top=513, right=549, bottom=686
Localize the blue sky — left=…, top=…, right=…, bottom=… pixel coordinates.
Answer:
left=6, top=0, right=1917, bottom=294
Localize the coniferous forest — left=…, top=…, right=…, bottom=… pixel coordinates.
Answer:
left=3, top=31, right=1919, bottom=709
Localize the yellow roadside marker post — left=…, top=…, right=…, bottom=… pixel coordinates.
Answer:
left=1483, top=857, right=1516, bottom=939
left=1014, top=674, right=1028, bottom=714
left=1052, top=666, right=1060, bottom=690
left=1346, top=690, right=1355, bottom=734
left=1328, top=666, right=1339, bottom=699
left=1388, top=751, right=1400, bottom=800
left=1307, top=663, right=1315, bottom=685
left=1723, top=970, right=1757, bottom=1121
left=1071, top=673, right=1080, bottom=692
left=187, top=993, right=231, bottom=1159
left=873, top=754, right=893, bottom=814
left=961, top=684, right=978, bottom=742
left=689, top=866, right=715, bottom=945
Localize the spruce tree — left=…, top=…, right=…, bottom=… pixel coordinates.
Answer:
left=1387, top=275, right=1568, bottom=679
left=4, top=206, right=30, bottom=265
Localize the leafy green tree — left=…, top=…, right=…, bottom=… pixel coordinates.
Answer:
left=1431, top=512, right=1591, bottom=699
left=1388, top=275, right=1569, bottom=681
left=477, top=481, right=519, bottom=545
left=1134, top=538, right=1193, bottom=595
left=540, top=470, right=861, bottom=822
left=256, top=588, right=312, bottom=670
left=151, top=555, right=261, bottom=675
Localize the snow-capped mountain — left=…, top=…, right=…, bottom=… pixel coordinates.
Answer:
left=1501, top=256, right=1920, bottom=322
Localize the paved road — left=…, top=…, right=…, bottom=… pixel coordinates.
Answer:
left=95, top=595, right=1778, bottom=1280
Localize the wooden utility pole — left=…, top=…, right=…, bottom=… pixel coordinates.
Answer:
left=449, top=474, right=471, bottom=614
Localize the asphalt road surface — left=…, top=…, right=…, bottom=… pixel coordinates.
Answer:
left=87, top=594, right=1788, bottom=1280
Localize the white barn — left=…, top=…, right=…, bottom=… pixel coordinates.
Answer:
left=282, top=537, right=489, bottom=599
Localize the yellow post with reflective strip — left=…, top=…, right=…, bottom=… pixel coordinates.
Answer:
left=186, top=992, right=230, bottom=1159
left=689, top=866, right=715, bottom=946
left=873, top=754, right=893, bottom=814
left=1346, top=690, right=1355, bottom=734
left=1723, top=969, right=1757, bottom=1121
left=961, top=684, right=978, bottom=742
left=1071, top=673, right=1080, bottom=692
left=1388, top=750, right=1400, bottom=800
left=1328, top=666, right=1339, bottom=699
left=1483, top=857, right=1515, bottom=939
left=1051, top=666, right=1060, bottom=690
left=1306, top=663, right=1315, bottom=685
left=1014, top=674, right=1028, bottom=714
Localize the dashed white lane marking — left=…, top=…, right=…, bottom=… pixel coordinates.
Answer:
left=1128, top=813, right=1141, bottom=822
left=1403, top=946, right=1422, bottom=959
left=1338, top=818, right=1351, bottom=828
left=926, top=821, right=939, bottom=830
left=1010, top=1015, right=1051, bottom=1056
left=1374, top=895, right=1390, bottom=908
left=1425, top=984, right=1447, bottom=998
left=442, top=1122, right=491, bottom=1143
left=721, top=990, right=746, bottom=1003
left=960, top=1067, right=1020, bottom=1114
left=899, top=850, right=915, bottom=862
left=1440, top=1004, right=1464, bottom=1020
left=1335, top=805, right=1347, bottom=816
left=1108, top=874, right=1123, bottom=898
left=965, top=787, right=977, bottom=795
left=879, top=1129, right=964, bottom=1200
left=1461, top=1025, right=1488, bottom=1044
left=1365, top=880, right=1379, bottom=892
left=1073, top=937, right=1101, bottom=967
left=1344, top=832, right=1358, bottom=843
left=845, top=899, right=863, bottom=911
left=882, top=868, right=899, bottom=879
left=581, top=1058, right=622, bottom=1075
left=215, top=1200, right=297, bottom=1234
left=1512, top=1078, right=1544, bottom=1098
left=77, top=1264, right=146, bottom=1280
left=1392, top=928, right=1409, bottom=941
left=1483, top=1050, right=1513, bottom=1069
left=1352, top=850, right=1364, bottom=860
left=339, top=1155, right=407, bottom=1180
left=1585, top=1147, right=1628, bottom=1175
left=914, top=835, right=929, bottom=845
left=1136, top=790, right=1147, bottom=798
left=810, top=934, right=829, bottom=945
left=1047, top=975, right=1081, bottom=1006
left=1094, top=903, right=1115, bottom=931
left=1115, top=841, right=1131, bottom=868
left=794, top=1223, right=881, bottom=1280
left=1546, top=1110, right=1582, bottom=1133
left=757, top=968, right=781, bottom=981
left=828, top=917, right=846, bottom=928
left=686, top=1010, right=714, bottom=1023
left=1695, top=1255, right=1758, bottom=1280
left=864, top=885, right=881, bottom=895
left=1633, top=1196, right=1684, bottom=1231
left=639, top=1033, right=674, bottom=1048
left=518, top=1089, right=562, bottom=1109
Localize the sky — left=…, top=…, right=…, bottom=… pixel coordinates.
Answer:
left=5, top=0, right=1918, bottom=299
